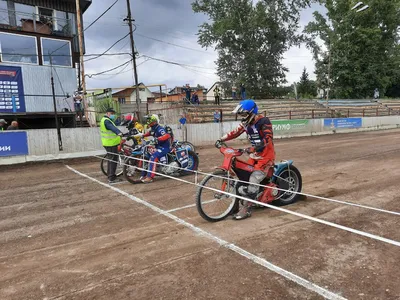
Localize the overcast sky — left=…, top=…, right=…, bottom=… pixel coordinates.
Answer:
left=83, top=1, right=322, bottom=92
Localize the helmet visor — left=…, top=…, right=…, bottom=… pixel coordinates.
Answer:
left=232, top=104, right=243, bottom=114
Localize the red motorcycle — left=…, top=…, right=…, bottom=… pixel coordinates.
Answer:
left=196, top=142, right=302, bottom=222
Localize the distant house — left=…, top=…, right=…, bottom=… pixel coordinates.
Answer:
left=152, top=92, right=167, bottom=102
left=112, top=83, right=155, bottom=104
left=155, top=85, right=207, bottom=102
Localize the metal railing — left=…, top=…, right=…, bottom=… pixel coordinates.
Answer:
left=0, top=8, right=74, bottom=37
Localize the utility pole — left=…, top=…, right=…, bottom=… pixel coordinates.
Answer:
left=124, top=0, right=141, bottom=120
left=50, top=56, right=63, bottom=151
left=75, top=0, right=90, bottom=126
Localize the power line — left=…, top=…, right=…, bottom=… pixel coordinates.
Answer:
left=135, top=23, right=198, bottom=44
left=84, top=0, right=120, bottom=31
left=87, top=61, right=132, bottom=80
left=84, top=33, right=131, bottom=62
left=142, top=55, right=216, bottom=70
left=50, top=0, right=122, bottom=57
left=117, top=39, right=130, bottom=51
left=0, top=52, right=132, bottom=58
left=86, top=59, right=133, bottom=78
left=181, top=66, right=218, bottom=80
left=135, top=33, right=215, bottom=56
left=88, top=58, right=150, bottom=80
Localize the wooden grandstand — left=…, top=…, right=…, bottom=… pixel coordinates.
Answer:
left=184, top=98, right=400, bottom=123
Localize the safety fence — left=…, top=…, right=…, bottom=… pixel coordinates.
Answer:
left=1, top=115, right=400, bottom=165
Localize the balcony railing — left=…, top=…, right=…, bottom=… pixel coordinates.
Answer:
left=0, top=8, right=75, bottom=37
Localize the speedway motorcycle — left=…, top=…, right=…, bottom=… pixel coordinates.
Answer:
left=196, top=142, right=302, bottom=222
left=123, top=139, right=199, bottom=184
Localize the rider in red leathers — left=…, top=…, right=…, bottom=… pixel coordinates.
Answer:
left=215, top=99, right=275, bottom=220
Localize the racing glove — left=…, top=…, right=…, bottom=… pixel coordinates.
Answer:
left=215, top=139, right=223, bottom=148
left=254, top=142, right=265, bottom=153
left=133, top=133, right=144, bottom=139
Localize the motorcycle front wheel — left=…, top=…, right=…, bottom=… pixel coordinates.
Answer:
left=196, top=170, right=239, bottom=222
left=123, top=156, right=145, bottom=184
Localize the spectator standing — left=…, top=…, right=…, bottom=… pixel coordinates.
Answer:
left=0, top=119, right=7, bottom=131
left=192, top=93, right=199, bottom=105
left=184, top=84, right=191, bottom=104
left=178, top=114, right=187, bottom=129
left=214, top=85, right=221, bottom=105
left=7, top=121, right=19, bottom=130
left=240, top=83, right=246, bottom=99
left=213, top=110, right=221, bottom=123
left=232, top=85, right=237, bottom=100
left=73, top=90, right=83, bottom=112
left=374, top=88, right=379, bottom=100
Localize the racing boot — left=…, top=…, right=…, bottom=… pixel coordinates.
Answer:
left=142, top=177, right=153, bottom=184
left=233, top=200, right=252, bottom=220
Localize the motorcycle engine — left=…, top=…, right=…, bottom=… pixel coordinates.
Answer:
left=162, top=161, right=180, bottom=175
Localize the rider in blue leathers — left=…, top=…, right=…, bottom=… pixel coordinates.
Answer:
left=135, top=114, right=171, bottom=183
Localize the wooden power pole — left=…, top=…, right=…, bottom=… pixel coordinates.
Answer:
left=75, top=0, right=90, bottom=125
left=124, top=0, right=141, bottom=119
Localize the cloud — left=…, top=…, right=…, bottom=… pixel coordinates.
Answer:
left=83, top=1, right=321, bottom=92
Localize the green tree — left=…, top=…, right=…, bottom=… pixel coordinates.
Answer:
left=192, top=0, right=313, bottom=98
left=305, top=0, right=400, bottom=98
left=297, top=67, right=317, bottom=98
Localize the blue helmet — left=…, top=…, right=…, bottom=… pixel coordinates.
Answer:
left=232, top=99, right=258, bottom=125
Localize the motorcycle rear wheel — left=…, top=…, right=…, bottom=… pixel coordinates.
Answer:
left=180, top=141, right=196, bottom=153
left=180, top=150, right=199, bottom=175
left=275, top=165, right=302, bottom=205
left=196, top=170, right=239, bottom=222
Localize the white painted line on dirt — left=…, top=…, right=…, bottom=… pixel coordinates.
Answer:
left=85, top=171, right=103, bottom=176
left=94, top=154, right=400, bottom=247
left=66, top=165, right=346, bottom=300
left=105, top=151, right=400, bottom=216
left=166, top=199, right=218, bottom=213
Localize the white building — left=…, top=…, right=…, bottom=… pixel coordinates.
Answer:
left=206, top=82, right=222, bottom=101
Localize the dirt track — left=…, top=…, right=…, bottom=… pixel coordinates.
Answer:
left=1, top=129, right=400, bottom=300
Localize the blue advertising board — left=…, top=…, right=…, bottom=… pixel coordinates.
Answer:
left=0, top=65, right=26, bottom=113
left=324, top=118, right=362, bottom=129
left=0, top=131, right=29, bottom=156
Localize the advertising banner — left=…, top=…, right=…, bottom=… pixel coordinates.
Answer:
left=0, top=131, right=29, bottom=156
left=0, top=65, right=26, bottom=113
left=271, top=119, right=309, bottom=133
left=324, top=118, right=362, bottom=129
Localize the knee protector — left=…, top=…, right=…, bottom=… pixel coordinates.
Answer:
left=247, top=171, right=266, bottom=194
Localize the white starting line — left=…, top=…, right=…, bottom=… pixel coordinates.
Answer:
left=66, top=165, right=347, bottom=300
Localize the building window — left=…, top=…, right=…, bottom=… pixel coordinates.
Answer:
left=67, top=12, right=77, bottom=35
left=54, top=10, right=68, bottom=33
left=41, top=37, right=72, bottom=67
left=14, top=3, right=36, bottom=27
left=0, top=32, right=38, bottom=64
left=0, top=0, right=9, bottom=25
left=118, top=97, right=126, bottom=104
